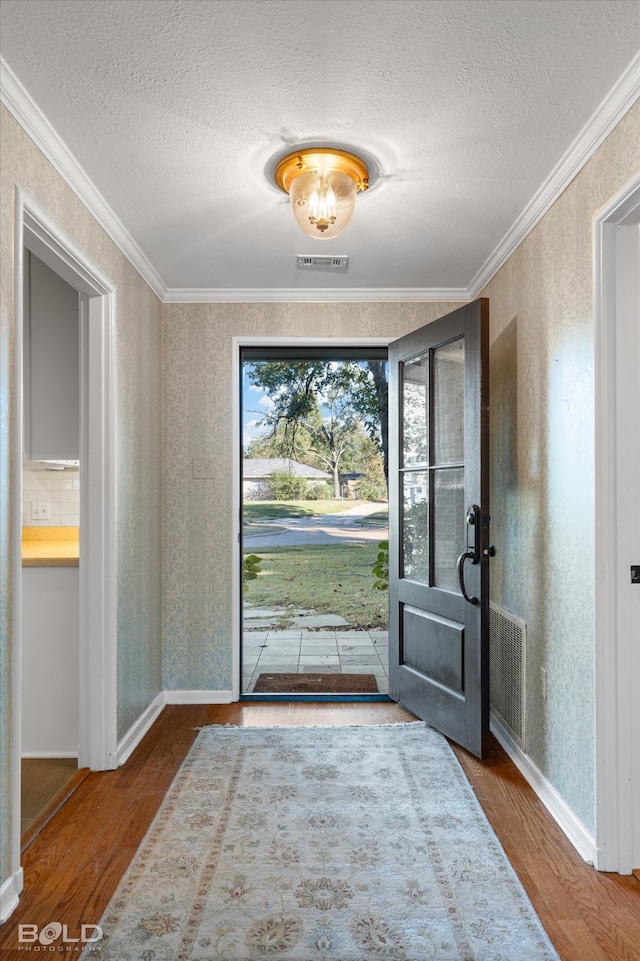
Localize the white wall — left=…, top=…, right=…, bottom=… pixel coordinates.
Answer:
left=21, top=567, right=79, bottom=756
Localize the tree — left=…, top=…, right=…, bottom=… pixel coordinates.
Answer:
left=246, top=419, right=315, bottom=463
left=336, top=360, right=389, bottom=485
left=246, top=359, right=389, bottom=493
left=304, top=383, right=360, bottom=498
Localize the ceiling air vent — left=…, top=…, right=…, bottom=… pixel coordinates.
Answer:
left=296, top=255, right=349, bottom=271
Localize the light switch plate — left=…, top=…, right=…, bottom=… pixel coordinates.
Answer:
left=193, top=454, right=213, bottom=479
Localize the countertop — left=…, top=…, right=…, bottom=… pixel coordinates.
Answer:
left=22, top=526, right=79, bottom=567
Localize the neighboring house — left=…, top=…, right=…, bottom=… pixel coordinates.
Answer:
left=340, top=472, right=365, bottom=498
left=243, top=458, right=330, bottom=499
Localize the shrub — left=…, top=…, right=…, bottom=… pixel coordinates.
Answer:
left=266, top=469, right=311, bottom=500
left=355, top=479, right=388, bottom=501
left=243, top=554, right=262, bottom=593
left=306, top=482, right=331, bottom=500
left=371, top=540, right=389, bottom=591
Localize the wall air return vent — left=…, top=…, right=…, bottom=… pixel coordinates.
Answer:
left=489, top=602, right=527, bottom=750
left=296, top=255, right=349, bottom=270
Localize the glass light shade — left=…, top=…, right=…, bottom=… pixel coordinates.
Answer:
left=288, top=168, right=356, bottom=240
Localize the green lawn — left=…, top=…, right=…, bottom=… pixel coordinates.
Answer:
left=354, top=508, right=389, bottom=527
left=243, top=543, right=389, bottom=631
left=243, top=499, right=365, bottom=521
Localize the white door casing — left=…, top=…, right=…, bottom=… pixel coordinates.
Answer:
left=593, top=174, right=640, bottom=874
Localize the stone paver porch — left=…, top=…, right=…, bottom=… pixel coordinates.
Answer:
left=242, top=629, right=389, bottom=694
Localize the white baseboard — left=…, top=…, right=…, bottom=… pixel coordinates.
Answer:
left=116, top=692, right=165, bottom=766
left=34, top=689, right=234, bottom=771
left=21, top=751, right=78, bottom=759
left=490, top=714, right=597, bottom=865
left=0, top=867, right=23, bottom=923
left=164, top=690, right=233, bottom=705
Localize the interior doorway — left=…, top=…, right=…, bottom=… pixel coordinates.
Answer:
left=237, top=342, right=390, bottom=699
left=21, top=250, right=82, bottom=837
left=8, top=192, right=118, bottom=913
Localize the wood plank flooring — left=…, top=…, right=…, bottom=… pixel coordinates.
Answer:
left=1, top=703, right=639, bottom=959
left=450, top=738, right=640, bottom=961
left=20, top=758, right=87, bottom=842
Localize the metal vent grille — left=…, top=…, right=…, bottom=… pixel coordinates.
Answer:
left=296, top=255, right=348, bottom=270
left=489, top=602, right=526, bottom=749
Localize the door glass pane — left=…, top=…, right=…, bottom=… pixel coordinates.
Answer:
left=434, top=468, right=465, bottom=591
left=434, top=338, right=464, bottom=464
left=402, top=355, right=428, bottom=466
left=402, top=471, right=429, bottom=582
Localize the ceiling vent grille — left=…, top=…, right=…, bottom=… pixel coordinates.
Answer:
left=296, top=255, right=349, bottom=270
left=489, top=602, right=526, bottom=750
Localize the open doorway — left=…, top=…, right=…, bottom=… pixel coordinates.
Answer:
left=21, top=249, right=82, bottom=841
left=239, top=345, right=390, bottom=698
left=7, top=193, right=118, bottom=911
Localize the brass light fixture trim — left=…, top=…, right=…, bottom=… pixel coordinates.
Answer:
left=274, top=148, right=370, bottom=195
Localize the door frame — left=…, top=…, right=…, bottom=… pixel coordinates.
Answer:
left=10, top=191, right=118, bottom=894
left=231, top=336, right=391, bottom=701
left=593, top=173, right=640, bottom=873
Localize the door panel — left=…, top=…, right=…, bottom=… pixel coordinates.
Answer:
left=402, top=607, right=464, bottom=692
left=389, top=300, right=490, bottom=758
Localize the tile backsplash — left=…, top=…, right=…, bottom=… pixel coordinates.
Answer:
left=22, top=467, right=80, bottom=527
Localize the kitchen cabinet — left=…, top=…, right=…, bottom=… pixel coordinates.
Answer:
left=22, top=565, right=79, bottom=757
left=24, top=250, right=80, bottom=461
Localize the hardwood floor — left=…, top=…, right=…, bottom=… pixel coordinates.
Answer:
left=450, top=738, right=640, bottom=961
left=1, top=703, right=639, bottom=959
left=21, top=758, right=88, bottom=844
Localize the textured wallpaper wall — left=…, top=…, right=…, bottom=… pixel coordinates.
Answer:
left=0, top=106, right=163, bottom=891
left=482, top=103, right=640, bottom=831
left=161, top=302, right=463, bottom=690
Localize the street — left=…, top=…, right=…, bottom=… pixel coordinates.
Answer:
left=243, top=502, right=388, bottom=547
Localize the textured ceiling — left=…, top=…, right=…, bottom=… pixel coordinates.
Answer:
left=1, top=0, right=639, bottom=295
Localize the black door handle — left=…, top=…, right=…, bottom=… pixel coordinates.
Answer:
left=456, top=504, right=487, bottom=605
left=457, top=550, right=479, bottom=605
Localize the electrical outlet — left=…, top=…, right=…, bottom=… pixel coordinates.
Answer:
left=31, top=502, right=51, bottom=520
left=540, top=667, right=547, bottom=701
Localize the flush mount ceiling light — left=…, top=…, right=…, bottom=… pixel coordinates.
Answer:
left=273, top=147, right=369, bottom=240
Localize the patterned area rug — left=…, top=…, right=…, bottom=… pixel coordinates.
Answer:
left=84, top=724, right=559, bottom=960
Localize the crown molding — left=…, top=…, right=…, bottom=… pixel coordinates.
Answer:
left=468, top=51, right=640, bottom=298
left=0, top=56, right=167, bottom=301
left=163, top=287, right=471, bottom=303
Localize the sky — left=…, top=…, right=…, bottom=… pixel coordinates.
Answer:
left=242, top=370, right=274, bottom=449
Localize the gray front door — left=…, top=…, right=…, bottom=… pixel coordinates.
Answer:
left=388, top=300, right=491, bottom=758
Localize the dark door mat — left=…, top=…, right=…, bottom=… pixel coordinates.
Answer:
left=253, top=672, right=379, bottom=694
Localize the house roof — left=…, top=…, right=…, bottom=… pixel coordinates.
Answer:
left=243, top=458, right=330, bottom=480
